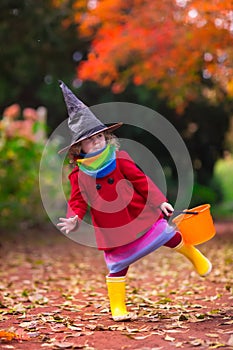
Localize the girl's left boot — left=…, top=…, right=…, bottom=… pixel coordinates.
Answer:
left=174, top=240, right=212, bottom=277
left=106, top=276, right=132, bottom=321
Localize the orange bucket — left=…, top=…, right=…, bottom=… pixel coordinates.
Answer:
left=172, top=204, right=216, bottom=245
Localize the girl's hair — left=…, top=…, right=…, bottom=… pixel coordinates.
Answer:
left=68, top=131, right=120, bottom=164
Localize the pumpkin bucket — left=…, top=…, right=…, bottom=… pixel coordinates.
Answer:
left=172, top=204, right=216, bottom=245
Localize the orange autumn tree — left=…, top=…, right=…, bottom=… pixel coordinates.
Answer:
left=76, top=0, right=233, bottom=112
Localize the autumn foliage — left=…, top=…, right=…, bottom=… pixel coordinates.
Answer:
left=1, top=104, right=42, bottom=141
left=76, top=0, right=233, bottom=111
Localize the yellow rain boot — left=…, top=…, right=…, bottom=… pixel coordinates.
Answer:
left=106, top=276, right=132, bottom=321
left=174, top=241, right=212, bottom=277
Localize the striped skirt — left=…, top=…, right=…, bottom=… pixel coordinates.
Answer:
left=104, top=218, right=176, bottom=273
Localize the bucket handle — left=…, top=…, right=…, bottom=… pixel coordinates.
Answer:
left=170, top=210, right=199, bottom=215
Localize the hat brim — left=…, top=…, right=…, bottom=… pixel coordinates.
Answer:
left=58, top=122, right=123, bottom=154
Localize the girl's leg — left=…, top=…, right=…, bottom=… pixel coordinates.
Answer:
left=164, top=231, right=182, bottom=248
left=165, top=231, right=212, bottom=277
left=108, top=267, right=129, bottom=277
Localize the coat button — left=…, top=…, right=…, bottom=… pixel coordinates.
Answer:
left=108, top=177, right=114, bottom=184
left=96, top=184, right=102, bottom=190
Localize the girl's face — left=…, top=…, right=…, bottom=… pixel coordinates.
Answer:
left=81, top=132, right=106, bottom=154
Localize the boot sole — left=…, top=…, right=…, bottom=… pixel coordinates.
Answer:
left=112, top=312, right=136, bottom=322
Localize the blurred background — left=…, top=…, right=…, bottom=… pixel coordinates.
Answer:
left=0, top=0, right=233, bottom=230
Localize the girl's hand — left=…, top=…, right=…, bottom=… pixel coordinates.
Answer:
left=57, top=215, right=79, bottom=234
left=160, top=202, right=174, bottom=216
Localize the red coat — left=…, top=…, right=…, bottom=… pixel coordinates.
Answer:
left=67, top=150, right=167, bottom=249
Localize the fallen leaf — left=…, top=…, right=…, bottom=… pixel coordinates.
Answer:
left=189, top=338, right=205, bottom=346
left=132, top=334, right=152, bottom=340
left=205, top=333, right=219, bottom=338
left=53, top=342, right=74, bottom=349
left=227, top=334, right=233, bottom=346
left=164, top=334, right=176, bottom=342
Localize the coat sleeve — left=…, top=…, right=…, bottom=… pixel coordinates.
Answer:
left=118, top=151, right=167, bottom=209
left=66, top=167, right=88, bottom=220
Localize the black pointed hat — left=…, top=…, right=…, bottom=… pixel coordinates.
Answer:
left=58, top=81, right=122, bottom=153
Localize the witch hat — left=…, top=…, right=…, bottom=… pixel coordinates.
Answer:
left=58, top=81, right=122, bottom=153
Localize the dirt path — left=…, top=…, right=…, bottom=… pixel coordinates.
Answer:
left=0, top=222, right=232, bottom=349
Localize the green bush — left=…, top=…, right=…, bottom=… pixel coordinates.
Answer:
left=0, top=105, right=48, bottom=228
left=190, top=182, right=219, bottom=208
left=0, top=137, right=46, bottom=228
left=213, top=155, right=233, bottom=202
left=211, top=155, right=233, bottom=219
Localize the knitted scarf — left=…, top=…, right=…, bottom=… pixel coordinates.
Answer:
left=77, top=145, right=116, bottom=178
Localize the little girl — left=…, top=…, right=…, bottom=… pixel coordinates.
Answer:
left=57, top=81, right=212, bottom=321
